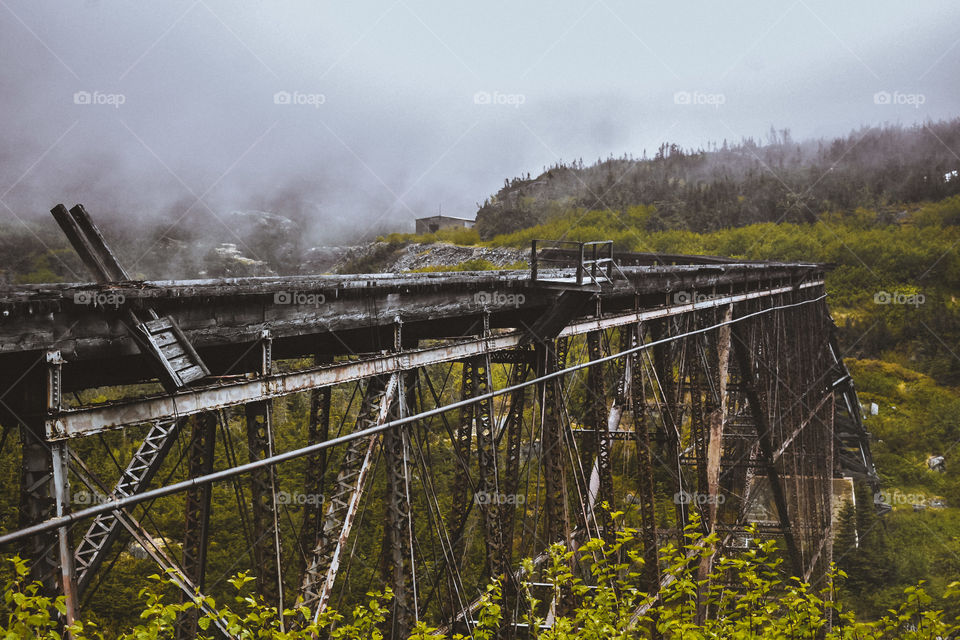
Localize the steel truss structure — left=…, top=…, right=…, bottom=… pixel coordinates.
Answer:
left=0, top=245, right=875, bottom=637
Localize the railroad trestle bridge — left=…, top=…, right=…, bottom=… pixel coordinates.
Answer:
left=0, top=237, right=875, bottom=637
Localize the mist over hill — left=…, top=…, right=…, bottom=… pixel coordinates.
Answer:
left=475, top=119, right=960, bottom=238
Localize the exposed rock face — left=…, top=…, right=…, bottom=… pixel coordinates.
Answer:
left=301, top=242, right=526, bottom=274
left=200, top=242, right=276, bottom=277
left=387, top=243, right=526, bottom=271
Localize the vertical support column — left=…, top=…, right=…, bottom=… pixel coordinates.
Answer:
left=585, top=331, right=613, bottom=538
left=18, top=350, right=76, bottom=622
left=501, top=351, right=530, bottom=557
left=449, top=360, right=474, bottom=547
left=627, top=325, right=659, bottom=595
left=299, top=374, right=397, bottom=622
left=245, top=330, right=284, bottom=612
left=383, top=317, right=416, bottom=638
left=650, top=319, right=687, bottom=535
left=474, top=354, right=506, bottom=582
left=538, top=339, right=565, bottom=546
left=704, top=306, right=732, bottom=531
left=301, top=377, right=331, bottom=572
left=176, top=411, right=217, bottom=640
left=48, top=351, right=77, bottom=624
left=499, top=351, right=529, bottom=637
left=731, top=319, right=804, bottom=578
left=696, top=307, right=732, bottom=623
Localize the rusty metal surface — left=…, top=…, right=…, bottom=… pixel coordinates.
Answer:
left=0, top=265, right=824, bottom=366
left=0, top=256, right=858, bottom=635
left=45, top=281, right=824, bottom=438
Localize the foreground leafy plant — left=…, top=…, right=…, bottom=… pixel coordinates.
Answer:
left=2, top=519, right=958, bottom=638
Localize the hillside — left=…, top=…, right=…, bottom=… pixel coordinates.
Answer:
left=475, top=120, right=960, bottom=238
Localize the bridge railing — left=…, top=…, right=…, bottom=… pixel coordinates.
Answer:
left=530, top=240, right=614, bottom=285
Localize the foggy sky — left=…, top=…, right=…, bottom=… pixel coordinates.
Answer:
left=2, top=0, right=959, bottom=245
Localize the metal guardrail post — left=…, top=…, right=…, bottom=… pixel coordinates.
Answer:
left=531, top=240, right=538, bottom=281
left=577, top=243, right=585, bottom=285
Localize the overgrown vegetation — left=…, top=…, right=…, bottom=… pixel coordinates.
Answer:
left=4, top=520, right=959, bottom=638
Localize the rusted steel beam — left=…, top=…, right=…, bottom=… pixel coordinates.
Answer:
left=299, top=373, right=398, bottom=623
left=383, top=370, right=419, bottom=638
left=705, top=306, right=732, bottom=530
left=1, top=295, right=832, bottom=559
left=473, top=354, right=506, bottom=583
left=580, top=331, right=615, bottom=541
left=651, top=318, right=687, bottom=536
left=539, top=340, right=566, bottom=548
left=47, top=282, right=824, bottom=439
left=730, top=319, right=804, bottom=578
left=73, top=417, right=185, bottom=594
left=300, top=380, right=331, bottom=574
left=17, top=356, right=61, bottom=596
left=447, top=359, right=475, bottom=567
left=176, top=411, right=217, bottom=640
left=244, top=333, right=283, bottom=611
left=0, top=266, right=824, bottom=366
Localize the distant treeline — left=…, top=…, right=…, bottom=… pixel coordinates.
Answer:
left=475, top=119, right=960, bottom=238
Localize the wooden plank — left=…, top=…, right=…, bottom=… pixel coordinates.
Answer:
left=168, top=317, right=210, bottom=377
left=137, top=325, right=184, bottom=389
left=166, top=355, right=193, bottom=372
left=50, top=205, right=115, bottom=283
left=177, top=365, right=205, bottom=384
left=144, top=317, right=173, bottom=333
left=153, top=331, right=186, bottom=350
left=68, top=205, right=129, bottom=281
